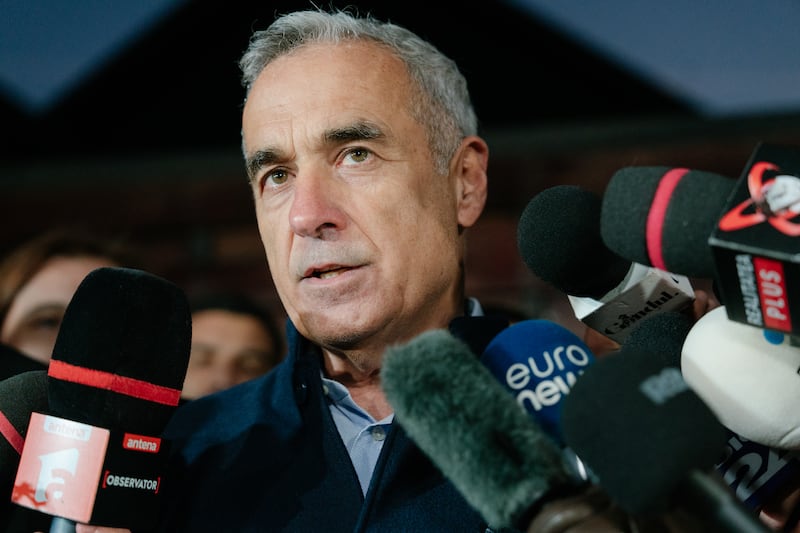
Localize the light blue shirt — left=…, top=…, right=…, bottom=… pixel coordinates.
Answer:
left=323, top=378, right=393, bottom=495
left=324, top=298, right=484, bottom=496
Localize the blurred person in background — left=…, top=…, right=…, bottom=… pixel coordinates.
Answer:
left=0, top=227, right=138, bottom=376
left=182, top=291, right=285, bottom=400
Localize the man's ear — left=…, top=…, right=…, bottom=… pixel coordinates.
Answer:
left=454, top=136, right=489, bottom=229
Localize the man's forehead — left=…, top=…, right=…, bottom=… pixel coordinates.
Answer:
left=244, top=42, right=410, bottom=110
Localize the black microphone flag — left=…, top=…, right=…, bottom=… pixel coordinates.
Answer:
left=12, top=267, right=191, bottom=529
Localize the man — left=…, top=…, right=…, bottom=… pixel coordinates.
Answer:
left=156, top=7, right=494, bottom=531
left=82, top=8, right=717, bottom=533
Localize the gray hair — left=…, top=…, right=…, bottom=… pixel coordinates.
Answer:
left=238, top=8, right=478, bottom=174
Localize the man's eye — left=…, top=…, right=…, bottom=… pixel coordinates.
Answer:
left=264, top=168, right=289, bottom=187
left=343, top=148, right=371, bottom=164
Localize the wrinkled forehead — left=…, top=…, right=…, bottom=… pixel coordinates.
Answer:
left=245, top=41, right=412, bottom=114
left=241, top=41, right=418, bottom=154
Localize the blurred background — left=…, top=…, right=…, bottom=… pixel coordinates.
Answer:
left=2, top=0, right=800, bottom=333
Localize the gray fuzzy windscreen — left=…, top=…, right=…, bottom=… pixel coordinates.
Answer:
left=382, top=329, right=569, bottom=529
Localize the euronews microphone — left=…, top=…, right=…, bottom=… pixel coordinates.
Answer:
left=561, top=331, right=769, bottom=532
left=12, top=267, right=191, bottom=530
left=518, top=185, right=694, bottom=344
left=382, top=329, right=585, bottom=531
left=479, top=319, right=594, bottom=482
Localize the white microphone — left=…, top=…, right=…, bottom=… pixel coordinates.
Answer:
left=681, top=305, right=800, bottom=450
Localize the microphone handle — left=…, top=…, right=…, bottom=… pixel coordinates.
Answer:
left=681, top=469, right=769, bottom=533
left=49, top=517, right=76, bottom=533
left=562, top=447, right=594, bottom=483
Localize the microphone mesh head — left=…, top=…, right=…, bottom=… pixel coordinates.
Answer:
left=383, top=329, right=569, bottom=529
left=0, top=370, right=48, bottom=486
left=0, top=342, right=46, bottom=381
left=48, top=267, right=191, bottom=435
left=600, top=166, right=735, bottom=278
left=517, top=185, right=630, bottom=298
left=622, top=311, right=693, bottom=367
left=562, top=349, right=727, bottom=515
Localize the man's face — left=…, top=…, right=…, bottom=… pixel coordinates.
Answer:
left=241, top=41, right=480, bottom=353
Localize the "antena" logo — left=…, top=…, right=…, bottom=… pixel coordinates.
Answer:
left=122, top=433, right=161, bottom=453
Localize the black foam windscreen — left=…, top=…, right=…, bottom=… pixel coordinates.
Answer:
left=46, top=267, right=191, bottom=436
left=621, top=311, right=694, bottom=367
left=448, top=315, right=510, bottom=357
left=0, top=342, right=46, bottom=381
left=0, top=370, right=50, bottom=532
left=0, top=370, right=48, bottom=488
left=600, top=166, right=736, bottom=278
left=561, top=348, right=727, bottom=515
left=517, top=185, right=631, bottom=299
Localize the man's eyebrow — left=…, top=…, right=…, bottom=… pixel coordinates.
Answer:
left=245, top=148, right=280, bottom=182
left=324, top=121, right=385, bottom=143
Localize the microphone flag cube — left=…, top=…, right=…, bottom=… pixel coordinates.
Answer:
left=710, top=142, right=800, bottom=337
left=12, top=412, right=169, bottom=528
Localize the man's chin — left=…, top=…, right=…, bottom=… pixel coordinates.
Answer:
left=298, top=316, right=373, bottom=349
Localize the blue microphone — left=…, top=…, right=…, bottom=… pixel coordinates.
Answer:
left=480, top=319, right=595, bottom=447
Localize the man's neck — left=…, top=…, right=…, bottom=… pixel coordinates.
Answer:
left=322, top=350, right=393, bottom=420
left=316, top=300, right=478, bottom=420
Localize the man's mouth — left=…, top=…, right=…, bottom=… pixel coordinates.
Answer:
left=307, top=266, right=351, bottom=279
left=317, top=268, right=347, bottom=279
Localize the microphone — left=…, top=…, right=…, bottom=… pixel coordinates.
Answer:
left=560, top=334, right=769, bottom=532
left=0, top=370, right=51, bottom=532
left=518, top=185, right=694, bottom=343
left=620, top=309, right=800, bottom=516
left=620, top=310, right=693, bottom=366
left=12, top=266, right=191, bottom=530
left=599, top=166, right=736, bottom=279
left=479, top=319, right=595, bottom=483
left=479, top=319, right=594, bottom=448
left=0, top=342, right=47, bottom=381
left=681, top=305, right=800, bottom=450
left=0, top=370, right=48, bottom=484
left=518, top=184, right=630, bottom=300
left=599, top=147, right=800, bottom=338
left=709, top=142, right=800, bottom=336
left=681, top=304, right=800, bottom=516
left=715, top=430, right=800, bottom=515
left=448, top=314, right=511, bottom=358
left=613, top=308, right=800, bottom=517
left=382, top=329, right=579, bottom=531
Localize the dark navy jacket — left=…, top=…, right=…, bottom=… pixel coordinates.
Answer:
left=154, top=321, right=494, bottom=532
